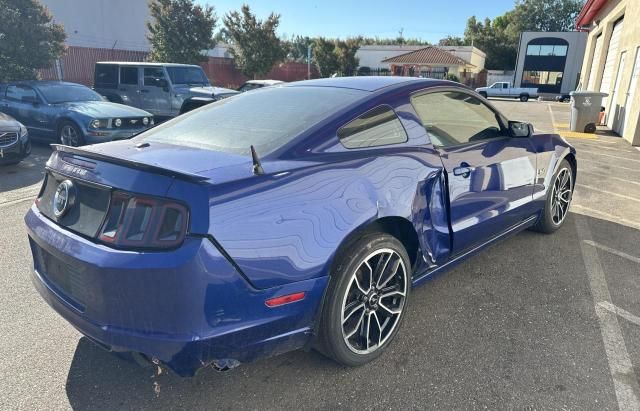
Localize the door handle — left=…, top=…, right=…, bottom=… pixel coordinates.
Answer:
left=453, top=163, right=472, bottom=178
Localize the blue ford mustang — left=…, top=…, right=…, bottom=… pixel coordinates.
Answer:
left=0, top=81, right=153, bottom=146
left=25, top=77, right=576, bottom=376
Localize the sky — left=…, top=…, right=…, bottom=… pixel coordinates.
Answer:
left=196, top=0, right=515, bottom=43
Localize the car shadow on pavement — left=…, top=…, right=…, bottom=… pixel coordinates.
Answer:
left=0, top=143, right=50, bottom=196
left=63, top=213, right=640, bottom=410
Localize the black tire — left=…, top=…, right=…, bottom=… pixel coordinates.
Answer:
left=532, top=159, right=573, bottom=234
left=584, top=123, right=597, bottom=133
left=316, top=233, right=411, bottom=366
left=519, top=94, right=529, bottom=102
left=58, top=121, right=85, bottom=147
left=479, top=92, right=488, bottom=99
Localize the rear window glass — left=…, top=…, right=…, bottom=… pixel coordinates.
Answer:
left=137, top=86, right=367, bottom=155
left=95, top=64, right=118, bottom=88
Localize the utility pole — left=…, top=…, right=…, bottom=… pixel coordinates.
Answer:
left=307, top=44, right=313, bottom=79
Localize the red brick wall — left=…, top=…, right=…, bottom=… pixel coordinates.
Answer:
left=38, top=47, right=148, bottom=86
left=39, top=46, right=319, bottom=88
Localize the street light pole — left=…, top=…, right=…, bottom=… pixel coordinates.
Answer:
left=307, top=44, right=313, bottom=79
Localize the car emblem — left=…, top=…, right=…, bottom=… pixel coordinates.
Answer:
left=53, top=180, right=76, bottom=218
left=131, top=119, right=138, bottom=124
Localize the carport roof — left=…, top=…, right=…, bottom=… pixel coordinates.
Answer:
left=382, top=46, right=473, bottom=67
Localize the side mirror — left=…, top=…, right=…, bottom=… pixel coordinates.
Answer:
left=509, top=121, right=533, bottom=138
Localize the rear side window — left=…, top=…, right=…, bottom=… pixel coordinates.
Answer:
left=144, top=67, right=166, bottom=87
left=338, top=105, right=407, bottom=149
left=411, top=91, right=504, bottom=147
left=5, top=85, right=38, bottom=102
left=95, top=64, right=118, bottom=89
left=120, top=67, right=138, bottom=85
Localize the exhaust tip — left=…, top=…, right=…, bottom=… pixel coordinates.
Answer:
left=212, top=358, right=241, bottom=372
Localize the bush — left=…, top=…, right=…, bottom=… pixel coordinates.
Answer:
left=357, top=66, right=371, bottom=76
left=445, top=73, right=460, bottom=82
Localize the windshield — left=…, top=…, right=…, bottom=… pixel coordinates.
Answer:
left=39, top=84, right=103, bottom=104
left=166, top=67, right=210, bottom=86
left=137, top=86, right=367, bottom=155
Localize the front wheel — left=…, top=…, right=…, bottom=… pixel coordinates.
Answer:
left=316, top=233, right=411, bottom=366
left=59, top=121, right=84, bottom=147
left=532, top=159, right=573, bottom=233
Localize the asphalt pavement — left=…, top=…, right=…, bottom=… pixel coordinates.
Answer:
left=0, top=100, right=639, bottom=410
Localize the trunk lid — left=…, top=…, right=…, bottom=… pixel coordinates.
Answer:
left=36, top=141, right=258, bottom=239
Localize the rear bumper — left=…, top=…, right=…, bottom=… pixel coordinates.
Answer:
left=25, top=205, right=327, bottom=376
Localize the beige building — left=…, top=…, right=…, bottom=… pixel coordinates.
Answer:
left=577, top=0, right=640, bottom=146
left=380, top=46, right=485, bottom=88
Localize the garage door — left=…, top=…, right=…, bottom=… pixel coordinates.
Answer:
left=622, top=47, right=640, bottom=137
left=600, top=18, right=624, bottom=109
left=608, top=51, right=627, bottom=130
left=587, top=34, right=603, bottom=90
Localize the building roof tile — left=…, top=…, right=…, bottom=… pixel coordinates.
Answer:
left=382, top=46, right=472, bottom=66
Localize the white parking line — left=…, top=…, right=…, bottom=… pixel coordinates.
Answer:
left=578, top=170, right=640, bottom=187
left=575, top=148, right=640, bottom=163
left=0, top=196, right=34, bottom=209
left=579, top=159, right=640, bottom=173
left=576, top=221, right=640, bottom=410
left=584, top=240, right=640, bottom=265
left=576, top=184, right=640, bottom=203
left=547, top=104, right=559, bottom=130
left=599, top=302, right=640, bottom=327
left=574, top=142, right=638, bottom=153
left=571, top=205, right=640, bottom=230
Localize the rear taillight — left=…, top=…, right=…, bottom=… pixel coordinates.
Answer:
left=98, top=192, right=188, bottom=249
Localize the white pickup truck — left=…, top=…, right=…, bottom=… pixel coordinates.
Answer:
left=475, top=82, right=539, bottom=102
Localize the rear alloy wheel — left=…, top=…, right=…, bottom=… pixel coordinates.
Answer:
left=532, top=159, right=573, bottom=233
left=317, top=234, right=410, bottom=366
left=59, top=121, right=84, bottom=147
left=520, top=94, right=529, bottom=102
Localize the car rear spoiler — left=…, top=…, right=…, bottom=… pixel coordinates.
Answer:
left=51, top=144, right=210, bottom=183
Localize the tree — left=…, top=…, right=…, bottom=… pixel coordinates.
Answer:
left=147, top=0, right=217, bottom=64
left=223, top=5, right=285, bottom=78
left=438, top=36, right=465, bottom=46
left=361, top=37, right=430, bottom=46
left=313, top=37, right=339, bottom=77
left=512, top=0, right=583, bottom=32
left=284, top=35, right=312, bottom=62
left=335, top=38, right=361, bottom=75
left=464, top=14, right=519, bottom=70
left=0, top=0, right=66, bottom=81
left=464, top=0, right=583, bottom=70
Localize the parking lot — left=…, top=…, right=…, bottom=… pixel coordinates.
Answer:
left=1, top=99, right=639, bottom=410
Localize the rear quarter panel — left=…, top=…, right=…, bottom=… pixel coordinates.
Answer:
left=205, top=151, right=444, bottom=289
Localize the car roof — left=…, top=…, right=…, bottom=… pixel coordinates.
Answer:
left=96, top=61, right=200, bottom=68
left=10, top=80, right=86, bottom=88
left=246, top=79, right=285, bottom=85
left=285, top=76, right=444, bottom=92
